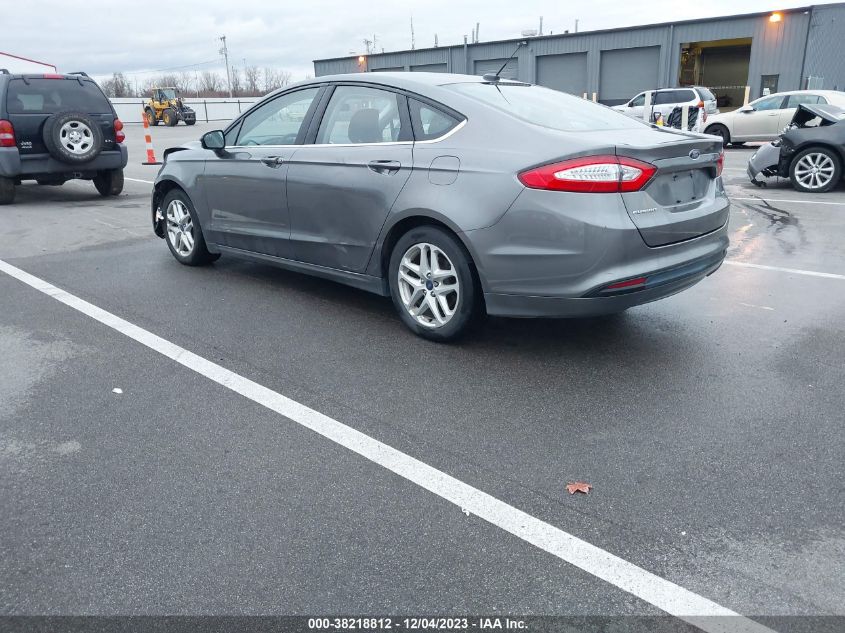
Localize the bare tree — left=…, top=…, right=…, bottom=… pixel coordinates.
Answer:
left=262, top=67, right=292, bottom=94
left=244, top=65, right=261, bottom=95
left=230, top=67, right=242, bottom=97
left=176, top=71, right=194, bottom=96
left=101, top=72, right=132, bottom=98
left=198, top=70, right=223, bottom=96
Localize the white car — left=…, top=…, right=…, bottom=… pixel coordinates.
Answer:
left=613, top=87, right=719, bottom=131
left=704, top=90, right=845, bottom=146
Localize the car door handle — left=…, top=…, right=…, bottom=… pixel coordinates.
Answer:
left=260, top=156, right=285, bottom=167
left=368, top=160, right=401, bottom=175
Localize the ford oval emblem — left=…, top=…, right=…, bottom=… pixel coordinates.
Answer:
left=689, top=149, right=701, bottom=160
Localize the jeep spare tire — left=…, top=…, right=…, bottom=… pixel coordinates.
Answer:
left=42, top=112, right=103, bottom=164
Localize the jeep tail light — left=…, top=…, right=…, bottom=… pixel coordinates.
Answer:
left=716, top=150, right=724, bottom=177
left=114, top=119, right=125, bottom=143
left=518, top=155, right=656, bottom=193
left=0, top=120, right=14, bottom=148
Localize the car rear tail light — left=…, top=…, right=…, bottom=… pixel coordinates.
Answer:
left=0, top=120, right=15, bottom=148
left=114, top=118, right=125, bottom=143
left=716, top=150, right=724, bottom=177
left=518, top=155, right=657, bottom=193
left=42, top=74, right=63, bottom=79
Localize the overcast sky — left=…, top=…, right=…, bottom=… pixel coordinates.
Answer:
left=4, top=0, right=834, bottom=84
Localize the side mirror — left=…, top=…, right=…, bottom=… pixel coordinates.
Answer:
left=739, top=105, right=755, bottom=113
left=201, top=130, right=225, bottom=150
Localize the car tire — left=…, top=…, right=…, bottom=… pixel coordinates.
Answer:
left=93, top=169, right=124, bottom=197
left=789, top=147, right=841, bottom=193
left=146, top=109, right=159, bottom=126
left=42, top=111, right=104, bottom=164
left=185, top=119, right=196, bottom=126
left=162, top=189, right=220, bottom=266
left=0, top=176, right=15, bottom=205
left=705, top=124, right=730, bottom=146
left=388, top=226, right=482, bottom=342
left=163, top=109, right=178, bottom=127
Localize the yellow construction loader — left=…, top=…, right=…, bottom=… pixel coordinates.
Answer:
left=144, top=87, right=196, bottom=127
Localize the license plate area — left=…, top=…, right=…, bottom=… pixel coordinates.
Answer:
left=647, top=169, right=711, bottom=208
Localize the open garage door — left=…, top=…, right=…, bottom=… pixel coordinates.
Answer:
left=680, top=38, right=751, bottom=111
left=599, top=46, right=660, bottom=106
left=474, top=58, right=518, bottom=80
left=536, top=53, right=588, bottom=96
left=411, top=63, right=446, bottom=73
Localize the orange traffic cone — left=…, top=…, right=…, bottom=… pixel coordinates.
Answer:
left=141, top=110, right=162, bottom=165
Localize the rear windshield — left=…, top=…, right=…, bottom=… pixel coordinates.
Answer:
left=697, top=87, right=716, bottom=101
left=449, top=83, right=645, bottom=132
left=6, top=78, right=112, bottom=115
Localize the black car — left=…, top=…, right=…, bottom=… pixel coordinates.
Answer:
left=0, top=70, right=128, bottom=204
left=747, top=103, right=845, bottom=193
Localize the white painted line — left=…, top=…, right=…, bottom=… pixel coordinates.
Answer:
left=738, top=302, right=775, bottom=311
left=725, top=260, right=845, bottom=280
left=125, top=177, right=155, bottom=185
left=731, top=196, right=845, bottom=206
left=0, top=258, right=775, bottom=633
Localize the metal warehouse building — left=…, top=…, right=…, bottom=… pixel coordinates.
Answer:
left=314, top=3, right=845, bottom=110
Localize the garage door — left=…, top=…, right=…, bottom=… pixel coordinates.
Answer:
left=371, top=66, right=404, bottom=73
left=473, top=58, right=518, bottom=80
left=536, top=53, right=588, bottom=95
left=599, top=46, right=660, bottom=105
left=411, top=63, right=447, bottom=73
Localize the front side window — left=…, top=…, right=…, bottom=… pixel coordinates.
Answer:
left=316, top=86, right=404, bottom=144
left=409, top=99, right=461, bottom=140
left=236, top=87, right=320, bottom=146
left=630, top=93, right=646, bottom=107
left=753, top=95, right=785, bottom=111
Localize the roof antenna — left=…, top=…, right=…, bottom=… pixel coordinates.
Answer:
left=483, top=41, right=527, bottom=83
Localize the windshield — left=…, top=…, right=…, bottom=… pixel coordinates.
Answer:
left=6, top=78, right=112, bottom=115
left=449, top=83, right=646, bottom=132
left=159, top=89, right=177, bottom=100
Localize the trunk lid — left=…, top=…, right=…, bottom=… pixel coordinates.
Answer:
left=614, top=127, right=727, bottom=247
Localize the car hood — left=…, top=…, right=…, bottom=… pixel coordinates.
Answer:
left=789, top=103, right=845, bottom=126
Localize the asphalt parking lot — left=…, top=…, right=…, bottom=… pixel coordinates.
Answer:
left=1, top=122, right=843, bottom=631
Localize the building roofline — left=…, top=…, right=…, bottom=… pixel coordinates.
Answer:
left=313, top=3, right=829, bottom=64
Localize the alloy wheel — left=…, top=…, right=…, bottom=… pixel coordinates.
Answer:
left=794, top=152, right=835, bottom=190
left=166, top=199, right=195, bottom=257
left=398, top=243, right=460, bottom=328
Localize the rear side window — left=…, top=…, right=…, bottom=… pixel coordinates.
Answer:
left=316, top=86, right=404, bottom=144
left=450, top=83, right=644, bottom=132
left=409, top=99, right=461, bottom=140
left=697, top=87, right=716, bottom=101
left=6, top=78, right=111, bottom=114
left=786, top=94, right=821, bottom=108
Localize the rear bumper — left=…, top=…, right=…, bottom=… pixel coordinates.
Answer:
left=484, top=250, right=725, bottom=317
left=0, top=146, right=128, bottom=179
left=747, top=142, right=783, bottom=185
left=463, top=186, right=730, bottom=318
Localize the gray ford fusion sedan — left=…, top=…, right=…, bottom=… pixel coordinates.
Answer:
left=152, top=72, right=729, bottom=341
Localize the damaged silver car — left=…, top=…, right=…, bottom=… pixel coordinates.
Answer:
left=748, top=103, right=845, bottom=193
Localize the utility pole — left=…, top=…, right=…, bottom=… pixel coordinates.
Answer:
left=219, top=34, right=232, bottom=98
left=410, top=14, right=415, bottom=50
